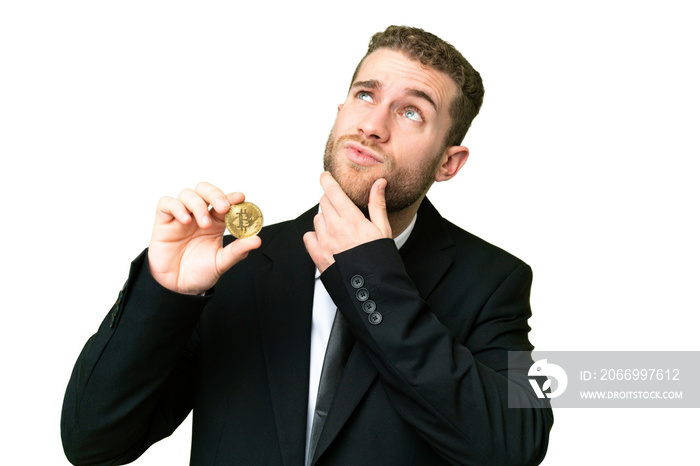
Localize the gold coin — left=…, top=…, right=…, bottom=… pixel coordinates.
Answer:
left=225, top=201, right=264, bottom=238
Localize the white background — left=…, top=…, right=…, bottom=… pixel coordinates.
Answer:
left=1, top=1, right=698, bottom=464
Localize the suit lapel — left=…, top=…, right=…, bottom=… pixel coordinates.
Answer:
left=398, top=198, right=455, bottom=297
left=311, top=198, right=455, bottom=463
left=256, top=207, right=317, bottom=466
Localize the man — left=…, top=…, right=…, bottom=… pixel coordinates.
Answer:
left=62, top=26, right=552, bottom=465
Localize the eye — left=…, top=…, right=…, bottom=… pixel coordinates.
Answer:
left=357, top=91, right=373, bottom=102
left=403, top=107, right=423, bottom=122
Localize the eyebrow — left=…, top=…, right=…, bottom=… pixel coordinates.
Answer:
left=351, top=79, right=438, bottom=112
left=406, top=88, right=437, bottom=112
left=352, top=79, right=381, bottom=90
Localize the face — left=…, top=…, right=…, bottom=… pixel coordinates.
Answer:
left=324, top=48, right=459, bottom=214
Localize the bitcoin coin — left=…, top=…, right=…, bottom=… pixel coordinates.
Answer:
left=225, top=201, right=263, bottom=238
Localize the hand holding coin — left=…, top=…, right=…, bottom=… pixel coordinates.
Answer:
left=148, top=183, right=262, bottom=295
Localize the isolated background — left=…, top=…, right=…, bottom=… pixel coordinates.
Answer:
left=2, top=1, right=698, bottom=464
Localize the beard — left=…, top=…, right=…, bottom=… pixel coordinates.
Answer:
left=323, top=132, right=441, bottom=215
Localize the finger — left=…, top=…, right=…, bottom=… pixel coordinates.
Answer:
left=156, top=196, right=193, bottom=225
left=178, top=188, right=213, bottom=228
left=226, top=192, right=246, bottom=206
left=217, top=235, right=262, bottom=274
left=303, top=231, right=334, bottom=273
left=319, top=194, right=338, bottom=221
left=312, top=211, right=328, bottom=240
left=368, top=178, right=392, bottom=238
left=320, top=171, right=355, bottom=216
left=194, top=182, right=231, bottom=214
left=302, top=231, right=321, bottom=265
left=209, top=192, right=246, bottom=224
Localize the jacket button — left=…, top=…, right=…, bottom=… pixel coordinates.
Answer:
left=362, top=300, right=376, bottom=314
left=356, top=288, right=369, bottom=302
left=368, top=312, right=383, bottom=325
left=350, top=275, right=364, bottom=288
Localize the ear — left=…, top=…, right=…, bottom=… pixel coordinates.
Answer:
left=434, top=145, right=469, bottom=182
left=337, top=103, right=343, bottom=112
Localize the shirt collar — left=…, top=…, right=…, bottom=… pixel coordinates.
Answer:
left=393, top=212, right=417, bottom=250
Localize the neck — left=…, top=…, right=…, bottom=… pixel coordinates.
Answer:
left=387, top=194, right=425, bottom=238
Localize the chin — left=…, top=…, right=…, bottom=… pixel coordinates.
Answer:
left=334, top=168, right=375, bottom=212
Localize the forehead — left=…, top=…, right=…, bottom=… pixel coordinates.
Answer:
left=353, top=49, right=458, bottom=114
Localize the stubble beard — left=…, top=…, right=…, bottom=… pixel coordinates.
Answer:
left=323, top=131, right=441, bottom=215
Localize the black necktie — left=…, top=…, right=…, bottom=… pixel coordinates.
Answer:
left=306, top=310, right=353, bottom=465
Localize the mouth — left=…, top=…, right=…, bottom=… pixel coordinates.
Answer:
left=344, top=142, right=384, bottom=166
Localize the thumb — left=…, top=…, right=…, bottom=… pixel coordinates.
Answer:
left=217, top=235, right=262, bottom=274
left=368, top=178, right=391, bottom=238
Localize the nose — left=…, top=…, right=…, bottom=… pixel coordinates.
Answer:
left=357, top=105, right=390, bottom=142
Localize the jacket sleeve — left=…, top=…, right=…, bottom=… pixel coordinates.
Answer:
left=320, top=239, right=553, bottom=466
left=61, top=250, right=208, bottom=465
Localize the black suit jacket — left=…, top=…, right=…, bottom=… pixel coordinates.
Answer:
left=62, top=199, right=552, bottom=465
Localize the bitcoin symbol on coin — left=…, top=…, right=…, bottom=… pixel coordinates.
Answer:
left=225, top=202, right=263, bottom=238
left=235, top=209, right=256, bottom=231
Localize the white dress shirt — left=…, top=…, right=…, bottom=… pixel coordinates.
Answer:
left=304, top=213, right=418, bottom=459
